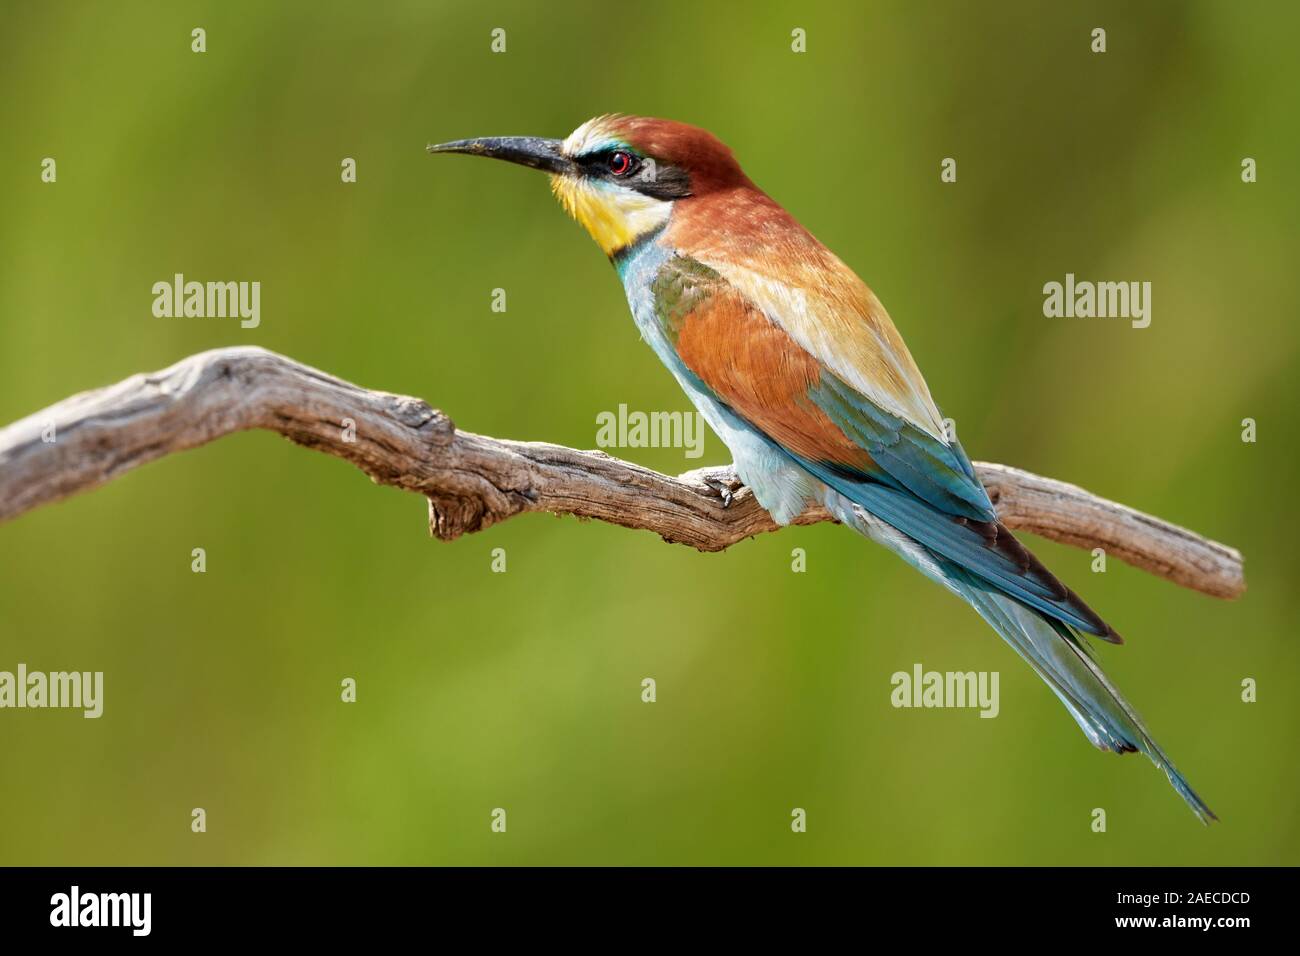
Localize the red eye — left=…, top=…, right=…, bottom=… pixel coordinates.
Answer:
left=608, top=151, right=634, bottom=176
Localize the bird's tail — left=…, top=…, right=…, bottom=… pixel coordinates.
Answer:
left=947, top=567, right=1216, bottom=823
left=827, top=492, right=1216, bottom=823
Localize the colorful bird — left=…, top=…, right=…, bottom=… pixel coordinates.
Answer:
left=429, top=115, right=1215, bottom=822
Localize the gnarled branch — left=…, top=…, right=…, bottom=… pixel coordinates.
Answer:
left=0, top=346, right=1245, bottom=599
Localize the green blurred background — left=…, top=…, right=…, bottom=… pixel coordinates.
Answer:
left=1, top=0, right=1296, bottom=865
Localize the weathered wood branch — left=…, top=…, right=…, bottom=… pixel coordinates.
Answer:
left=0, top=346, right=1244, bottom=599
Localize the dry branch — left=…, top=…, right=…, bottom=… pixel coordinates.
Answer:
left=0, top=346, right=1244, bottom=599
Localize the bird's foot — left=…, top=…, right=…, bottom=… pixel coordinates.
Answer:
left=703, top=474, right=743, bottom=509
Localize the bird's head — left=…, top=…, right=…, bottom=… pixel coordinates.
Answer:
left=428, top=115, right=749, bottom=258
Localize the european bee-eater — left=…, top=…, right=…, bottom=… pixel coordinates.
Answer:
left=429, top=115, right=1215, bottom=822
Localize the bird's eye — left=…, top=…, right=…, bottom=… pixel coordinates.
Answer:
left=608, top=151, right=635, bottom=176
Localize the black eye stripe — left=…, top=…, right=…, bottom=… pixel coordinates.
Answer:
left=578, top=148, right=639, bottom=177
left=574, top=148, right=693, bottom=200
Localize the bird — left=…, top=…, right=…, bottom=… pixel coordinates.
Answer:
left=429, top=114, right=1215, bottom=822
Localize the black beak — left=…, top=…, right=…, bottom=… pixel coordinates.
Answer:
left=426, top=136, right=573, bottom=175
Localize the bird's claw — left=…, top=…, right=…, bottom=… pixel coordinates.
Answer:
left=704, top=475, right=741, bottom=509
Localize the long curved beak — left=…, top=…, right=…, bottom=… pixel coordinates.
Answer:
left=426, top=136, right=573, bottom=175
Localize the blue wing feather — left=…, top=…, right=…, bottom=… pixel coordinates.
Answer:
left=792, top=454, right=1112, bottom=637
left=798, top=369, right=1116, bottom=640
left=809, top=371, right=995, bottom=521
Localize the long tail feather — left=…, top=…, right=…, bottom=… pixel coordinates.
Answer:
left=948, top=567, right=1216, bottom=823
left=827, top=491, right=1216, bottom=823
